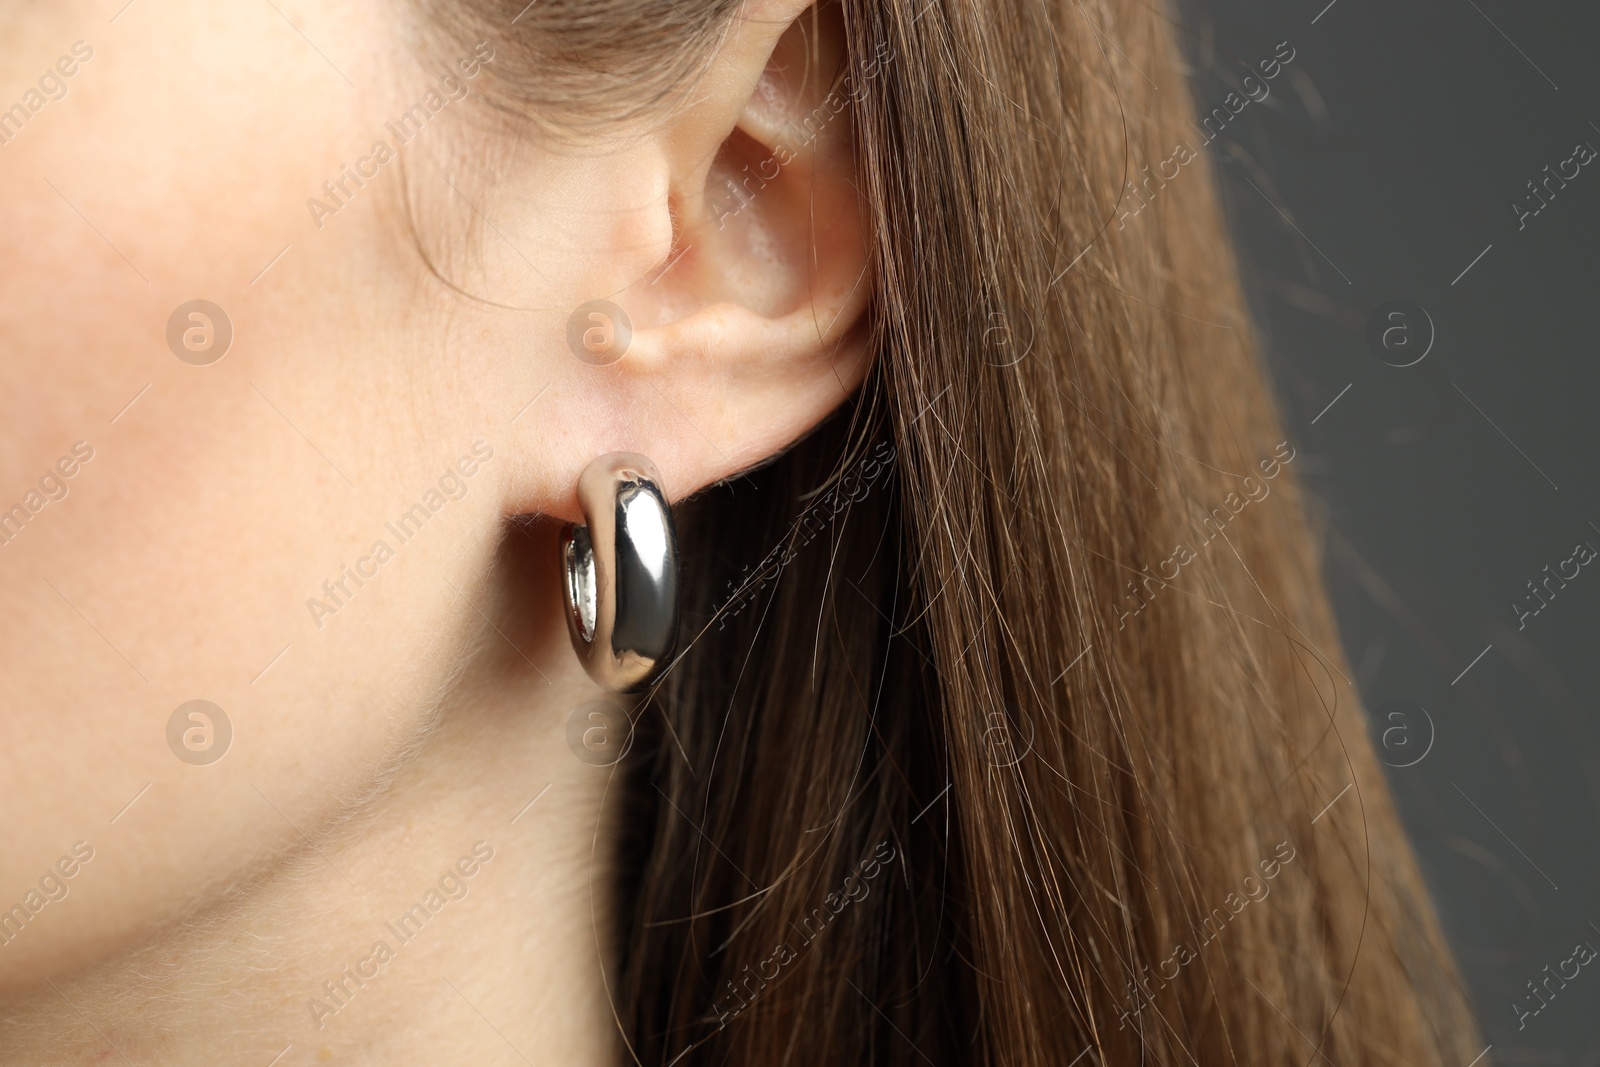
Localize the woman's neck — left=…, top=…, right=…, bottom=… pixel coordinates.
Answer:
left=1, top=636, right=623, bottom=1066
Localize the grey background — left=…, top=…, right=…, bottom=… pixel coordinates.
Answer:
left=1182, top=0, right=1600, bottom=1058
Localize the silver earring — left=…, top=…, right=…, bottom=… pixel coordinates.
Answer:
left=560, top=453, right=680, bottom=692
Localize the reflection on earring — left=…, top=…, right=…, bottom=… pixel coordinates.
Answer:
left=560, top=453, right=680, bottom=692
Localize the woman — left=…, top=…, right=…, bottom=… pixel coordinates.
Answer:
left=0, top=0, right=1482, bottom=1063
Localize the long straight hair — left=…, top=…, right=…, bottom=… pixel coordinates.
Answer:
left=426, top=0, right=1484, bottom=1062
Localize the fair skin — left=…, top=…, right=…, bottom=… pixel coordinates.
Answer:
left=0, top=0, right=866, bottom=1062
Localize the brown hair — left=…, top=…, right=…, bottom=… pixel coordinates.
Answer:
left=420, top=0, right=1483, bottom=1062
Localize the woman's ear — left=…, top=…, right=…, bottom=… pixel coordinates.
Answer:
left=503, top=0, right=872, bottom=522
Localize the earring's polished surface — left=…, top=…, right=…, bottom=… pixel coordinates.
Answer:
left=560, top=453, right=680, bottom=692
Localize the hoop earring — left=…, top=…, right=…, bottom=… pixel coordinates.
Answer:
left=560, top=453, right=680, bottom=692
